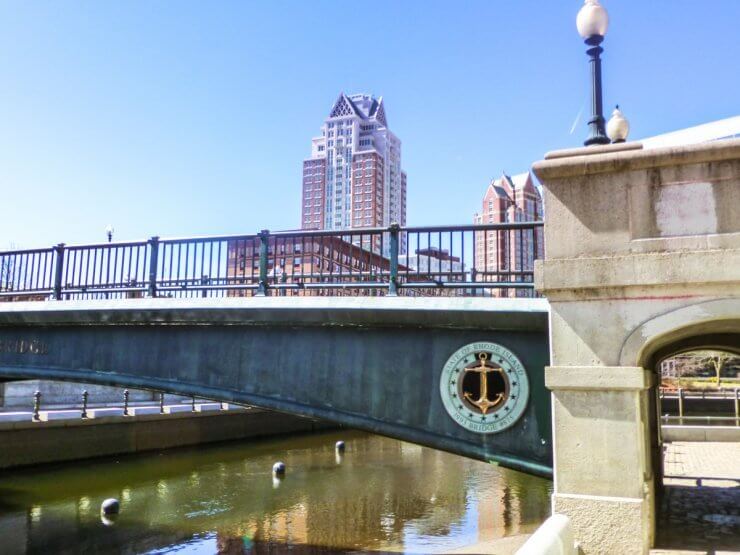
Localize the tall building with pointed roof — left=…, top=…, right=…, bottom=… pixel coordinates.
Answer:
left=301, top=93, right=406, bottom=253
left=473, top=171, right=544, bottom=296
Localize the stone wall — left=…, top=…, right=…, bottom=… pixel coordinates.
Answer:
left=1, top=380, right=157, bottom=409
left=533, top=138, right=740, bottom=554
left=0, top=407, right=332, bottom=469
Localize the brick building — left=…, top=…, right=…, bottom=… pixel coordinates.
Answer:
left=226, top=234, right=400, bottom=295
left=225, top=235, right=463, bottom=296
left=473, top=171, right=544, bottom=296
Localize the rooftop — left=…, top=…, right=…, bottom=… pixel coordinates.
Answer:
left=641, top=115, right=740, bottom=149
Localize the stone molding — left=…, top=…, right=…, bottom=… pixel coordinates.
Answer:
left=533, top=137, right=740, bottom=180
left=619, top=298, right=740, bottom=367
left=544, top=141, right=643, bottom=160
left=535, top=248, right=740, bottom=294
left=546, top=366, right=653, bottom=391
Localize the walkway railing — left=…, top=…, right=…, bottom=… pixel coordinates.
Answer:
left=0, top=222, right=543, bottom=299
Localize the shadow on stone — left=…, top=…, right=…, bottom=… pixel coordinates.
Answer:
left=655, top=483, right=740, bottom=550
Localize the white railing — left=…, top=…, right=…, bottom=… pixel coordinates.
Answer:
left=517, top=514, right=578, bottom=555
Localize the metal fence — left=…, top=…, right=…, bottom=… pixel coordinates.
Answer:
left=0, top=222, right=543, bottom=300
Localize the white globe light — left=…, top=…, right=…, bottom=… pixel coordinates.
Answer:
left=576, top=0, right=609, bottom=39
left=606, top=106, right=630, bottom=143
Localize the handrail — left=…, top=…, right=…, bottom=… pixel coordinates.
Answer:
left=0, top=222, right=544, bottom=300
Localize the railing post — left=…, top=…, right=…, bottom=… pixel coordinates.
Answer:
left=201, top=274, right=209, bottom=298
left=148, top=236, right=160, bottom=298
left=123, top=389, right=130, bottom=416
left=159, top=392, right=165, bottom=414
left=678, top=387, right=684, bottom=421
left=257, top=229, right=270, bottom=297
left=81, top=390, right=88, bottom=419
left=388, top=223, right=399, bottom=297
left=32, top=390, right=41, bottom=422
left=735, top=388, right=739, bottom=421
left=53, top=243, right=65, bottom=300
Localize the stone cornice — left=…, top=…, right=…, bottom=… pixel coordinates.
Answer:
left=533, top=138, right=740, bottom=180
left=535, top=248, right=740, bottom=293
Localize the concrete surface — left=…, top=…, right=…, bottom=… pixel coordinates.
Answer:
left=662, top=426, right=740, bottom=443
left=656, top=442, right=740, bottom=553
left=0, top=407, right=333, bottom=469
left=533, top=138, right=740, bottom=553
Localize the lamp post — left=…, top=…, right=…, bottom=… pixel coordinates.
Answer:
left=577, top=0, right=610, bottom=146
left=106, top=224, right=115, bottom=243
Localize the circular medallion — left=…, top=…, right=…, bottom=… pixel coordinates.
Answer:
left=439, top=342, right=529, bottom=434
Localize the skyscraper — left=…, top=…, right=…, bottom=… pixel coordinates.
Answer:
left=473, top=171, right=544, bottom=296
left=301, top=93, right=406, bottom=252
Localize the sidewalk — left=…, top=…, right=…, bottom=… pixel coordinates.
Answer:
left=654, top=442, right=740, bottom=554
left=0, top=400, right=243, bottom=423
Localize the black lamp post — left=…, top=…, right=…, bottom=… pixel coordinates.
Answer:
left=577, top=0, right=610, bottom=146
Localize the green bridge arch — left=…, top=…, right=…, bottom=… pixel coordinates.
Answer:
left=0, top=297, right=552, bottom=477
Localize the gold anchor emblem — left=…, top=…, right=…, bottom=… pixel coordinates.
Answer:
left=463, top=352, right=505, bottom=415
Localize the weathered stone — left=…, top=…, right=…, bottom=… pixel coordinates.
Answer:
left=534, top=137, right=740, bottom=553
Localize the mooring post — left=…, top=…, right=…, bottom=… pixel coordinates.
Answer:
left=257, top=230, right=270, bottom=296
left=388, top=223, right=400, bottom=297
left=32, top=390, right=41, bottom=421
left=81, top=390, right=88, bottom=419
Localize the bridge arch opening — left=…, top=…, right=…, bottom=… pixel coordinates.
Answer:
left=637, top=324, right=740, bottom=551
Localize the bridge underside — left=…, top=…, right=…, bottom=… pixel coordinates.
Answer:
left=0, top=297, right=552, bottom=476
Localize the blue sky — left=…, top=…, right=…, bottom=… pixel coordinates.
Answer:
left=1, top=1, right=738, bottom=248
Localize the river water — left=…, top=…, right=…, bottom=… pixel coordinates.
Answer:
left=0, top=430, right=551, bottom=554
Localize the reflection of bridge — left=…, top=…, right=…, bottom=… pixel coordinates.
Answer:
left=0, top=296, right=552, bottom=477
left=0, top=432, right=551, bottom=553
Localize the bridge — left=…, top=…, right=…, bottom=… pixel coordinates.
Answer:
left=2, top=140, right=738, bottom=553
left=0, top=223, right=553, bottom=477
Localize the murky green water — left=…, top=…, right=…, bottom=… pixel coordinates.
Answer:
left=0, top=430, right=551, bottom=554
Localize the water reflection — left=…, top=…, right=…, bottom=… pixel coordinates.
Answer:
left=0, top=431, right=551, bottom=554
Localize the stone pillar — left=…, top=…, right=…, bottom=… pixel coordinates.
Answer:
left=547, top=366, right=654, bottom=553
left=533, top=139, right=740, bottom=553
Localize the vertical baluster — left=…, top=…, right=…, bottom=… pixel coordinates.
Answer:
left=134, top=245, right=142, bottom=293
left=148, top=237, right=160, bottom=298
left=257, top=230, right=269, bottom=296
left=32, top=390, right=41, bottom=422
left=388, top=223, right=399, bottom=297
left=53, top=244, right=65, bottom=300
left=81, top=390, right=89, bottom=419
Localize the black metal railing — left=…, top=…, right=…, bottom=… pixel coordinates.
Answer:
left=0, top=222, right=543, bottom=300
